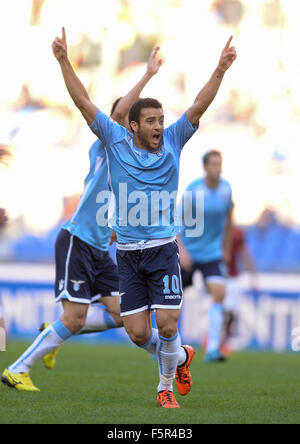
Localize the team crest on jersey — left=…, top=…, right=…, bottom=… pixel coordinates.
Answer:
left=71, top=280, right=85, bottom=292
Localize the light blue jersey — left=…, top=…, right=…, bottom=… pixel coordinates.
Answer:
left=90, top=109, right=198, bottom=243
left=181, top=177, right=233, bottom=263
left=63, top=139, right=112, bottom=251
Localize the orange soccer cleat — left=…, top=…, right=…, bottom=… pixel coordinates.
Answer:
left=157, top=389, right=180, bottom=409
left=176, top=345, right=195, bottom=396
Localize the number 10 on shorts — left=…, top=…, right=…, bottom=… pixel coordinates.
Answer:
left=163, top=275, right=180, bottom=295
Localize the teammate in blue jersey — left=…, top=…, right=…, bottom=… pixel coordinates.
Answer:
left=44, top=27, right=236, bottom=408
left=2, top=43, right=163, bottom=392
left=178, top=150, right=234, bottom=363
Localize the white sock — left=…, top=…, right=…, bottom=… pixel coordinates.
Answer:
left=78, top=306, right=118, bottom=334
left=177, top=346, right=188, bottom=367
left=8, top=320, right=72, bottom=374
left=140, top=329, right=159, bottom=355
left=156, top=332, right=183, bottom=392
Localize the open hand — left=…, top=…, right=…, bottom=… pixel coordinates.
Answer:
left=147, top=46, right=163, bottom=76
left=52, top=27, right=68, bottom=61
left=218, top=36, right=237, bottom=72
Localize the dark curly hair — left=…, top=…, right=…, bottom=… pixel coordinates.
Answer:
left=128, top=98, right=163, bottom=130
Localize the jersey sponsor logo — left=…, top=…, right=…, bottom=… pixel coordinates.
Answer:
left=71, top=280, right=85, bottom=292
left=164, top=294, right=182, bottom=300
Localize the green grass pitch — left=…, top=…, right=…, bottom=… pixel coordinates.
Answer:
left=0, top=341, right=299, bottom=424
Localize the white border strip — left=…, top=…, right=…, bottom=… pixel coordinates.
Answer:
left=55, top=290, right=90, bottom=305
left=120, top=305, right=149, bottom=317
left=151, top=302, right=183, bottom=310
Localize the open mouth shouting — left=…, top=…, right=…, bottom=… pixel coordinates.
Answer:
left=151, top=132, right=162, bottom=148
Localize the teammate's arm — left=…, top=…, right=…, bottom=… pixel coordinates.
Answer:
left=186, top=36, right=237, bottom=127
left=223, top=207, right=233, bottom=266
left=52, top=27, right=98, bottom=125
left=111, top=47, right=162, bottom=128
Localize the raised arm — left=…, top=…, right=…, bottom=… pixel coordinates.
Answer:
left=52, top=27, right=98, bottom=125
left=111, top=47, right=162, bottom=128
left=186, top=36, right=237, bottom=127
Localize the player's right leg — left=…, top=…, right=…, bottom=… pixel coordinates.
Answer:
left=1, top=230, right=91, bottom=390
left=42, top=249, right=124, bottom=369
left=1, top=300, right=88, bottom=391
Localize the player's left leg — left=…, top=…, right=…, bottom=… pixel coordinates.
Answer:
left=146, top=240, right=195, bottom=405
left=155, top=308, right=194, bottom=401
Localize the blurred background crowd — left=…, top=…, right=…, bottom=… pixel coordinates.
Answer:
left=1, top=0, right=300, bottom=272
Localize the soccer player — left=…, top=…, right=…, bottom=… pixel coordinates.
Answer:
left=1, top=43, right=163, bottom=392
left=178, top=150, right=234, bottom=363
left=48, top=28, right=235, bottom=408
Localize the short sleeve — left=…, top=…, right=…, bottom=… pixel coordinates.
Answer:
left=164, top=113, right=199, bottom=154
left=89, top=109, right=126, bottom=148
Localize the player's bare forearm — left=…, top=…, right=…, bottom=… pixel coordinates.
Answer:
left=112, top=47, right=162, bottom=127
left=52, top=28, right=97, bottom=125
left=58, top=57, right=97, bottom=125
left=112, top=72, right=155, bottom=127
left=186, top=68, right=225, bottom=126
left=186, top=36, right=237, bottom=127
